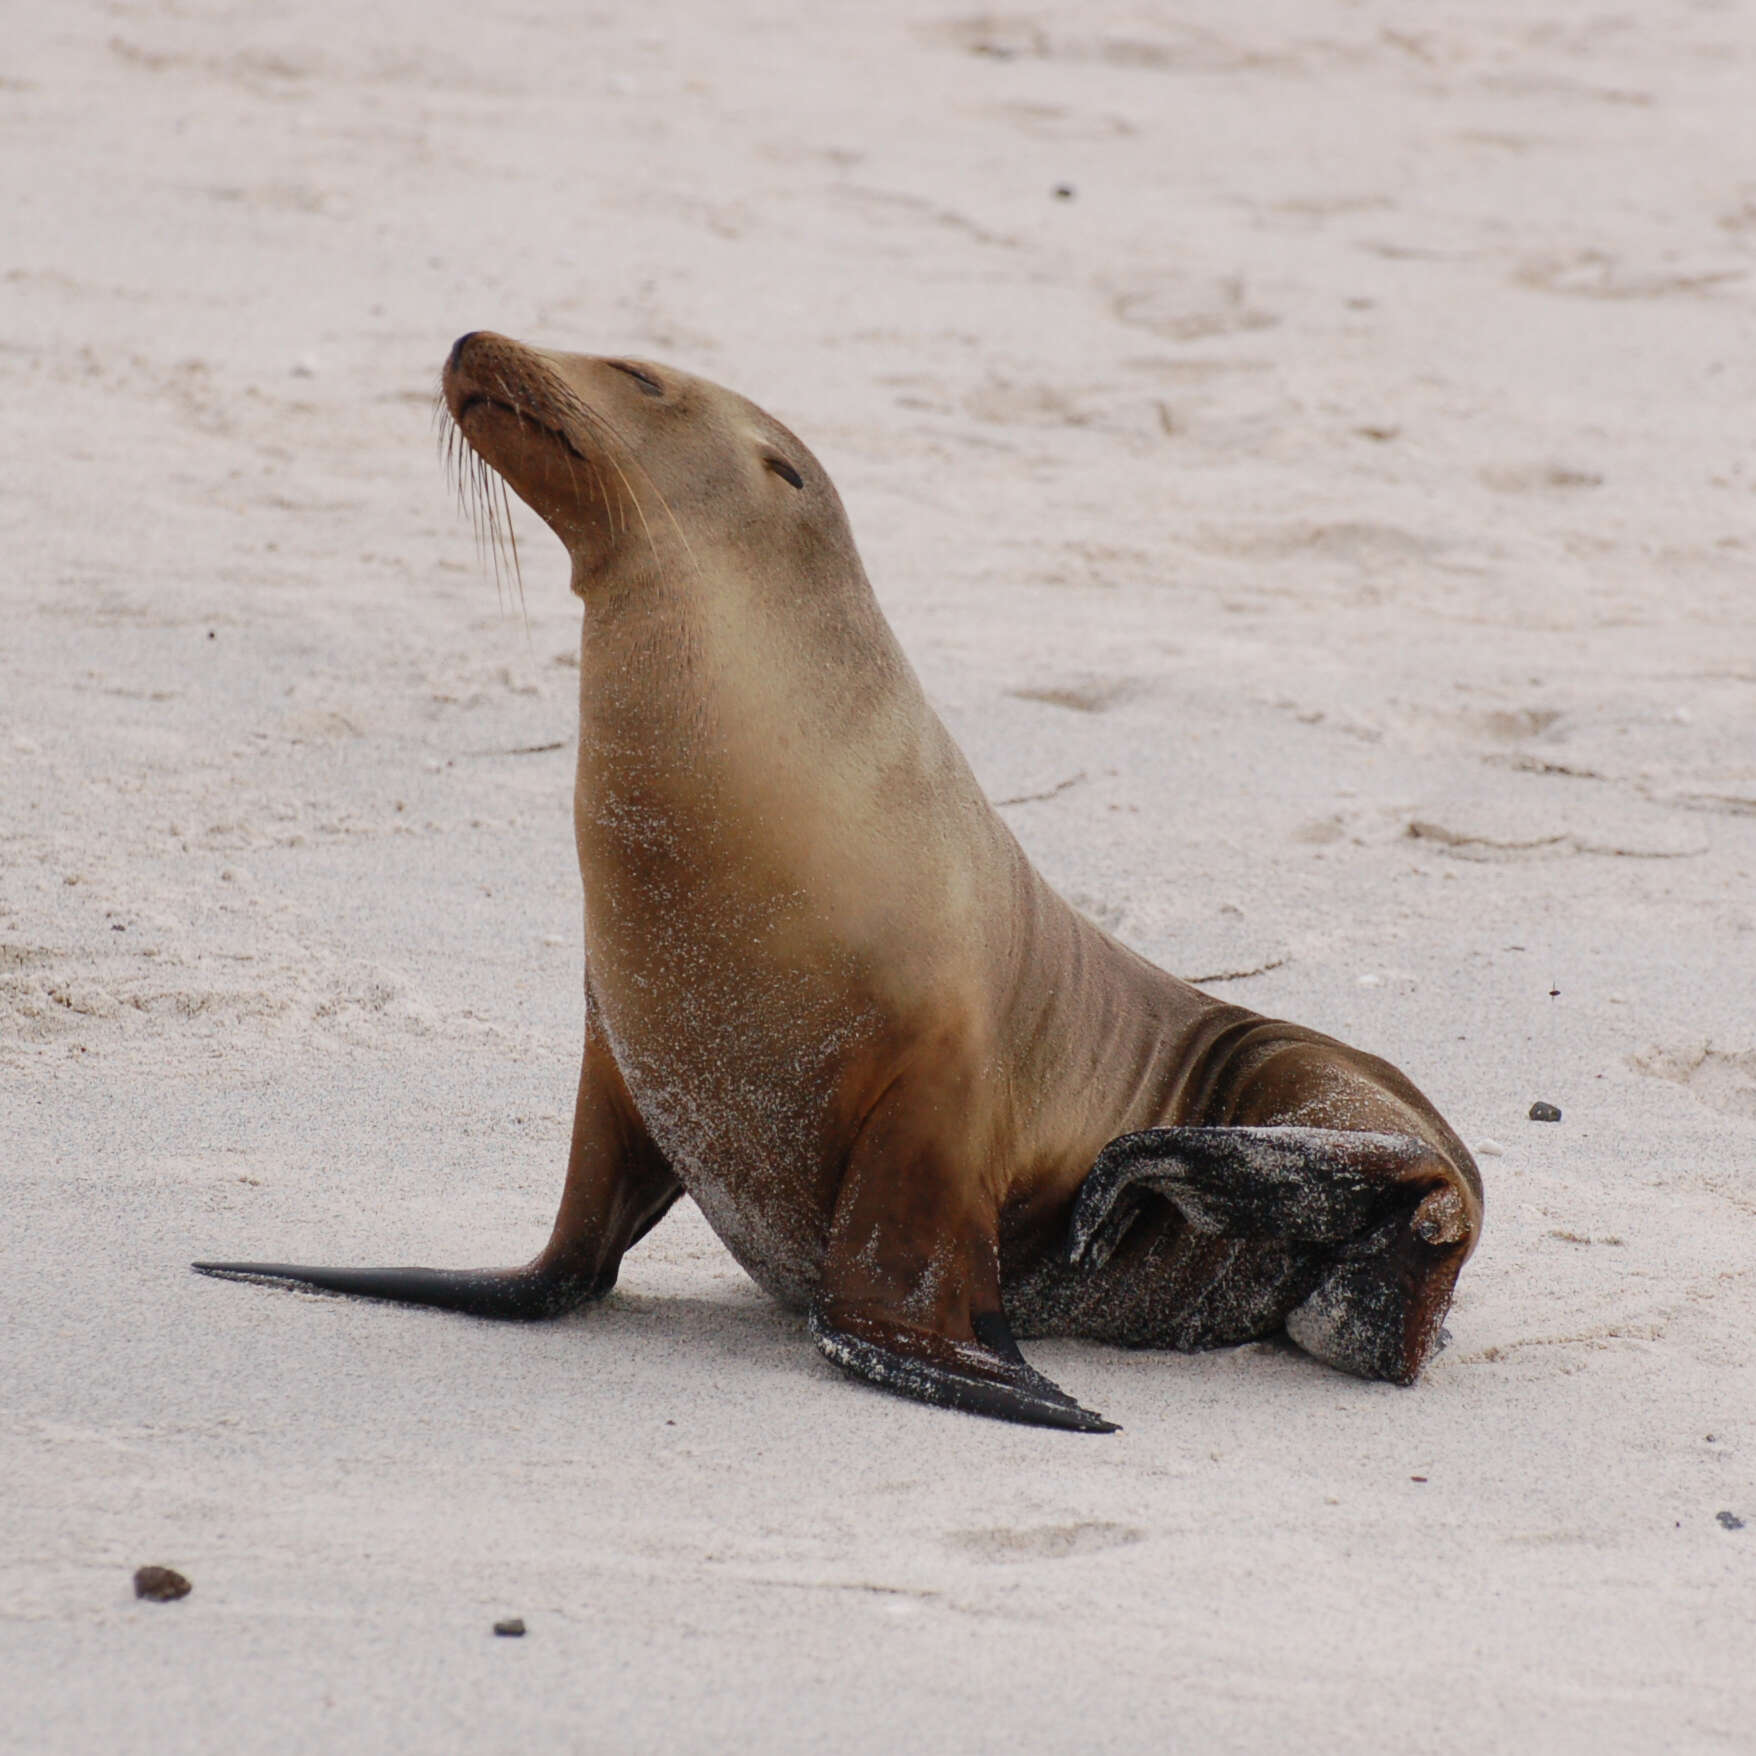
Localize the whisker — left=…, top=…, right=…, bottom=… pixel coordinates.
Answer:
left=438, top=393, right=530, bottom=625
left=555, top=385, right=704, bottom=587
left=438, top=356, right=697, bottom=625
left=469, top=453, right=484, bottom=573
left=500, top=471, right=526, bottom=627
left=481, top=454, right=507, bottom=615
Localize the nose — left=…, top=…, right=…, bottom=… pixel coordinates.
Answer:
left=446, top=331, right=480, bottom=374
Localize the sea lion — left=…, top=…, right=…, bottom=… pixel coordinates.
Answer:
left=195, top=332, right=1482, bottom=1432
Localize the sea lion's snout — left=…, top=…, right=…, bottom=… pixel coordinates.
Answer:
left=441, top=333, right=667, bottom=573
left=440, top=330, right=526, bottom=424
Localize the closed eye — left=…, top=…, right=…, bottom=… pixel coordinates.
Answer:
left=764, top=456, right=804, bottom=489
left=606, top=360, right=664, bottom=396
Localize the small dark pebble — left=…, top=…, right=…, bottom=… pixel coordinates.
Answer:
left=1528, top=1101, right=1562, bottom=1122
left=133, top=1565, right=192, bottom=1602
left=207, top=630, right=216, bottom=641
left=1052, top=184, right=1075, bottom=200
left=493, top=1617, right=526, bottom=1637
left=1717, top=1511, right=1745, bottom=1531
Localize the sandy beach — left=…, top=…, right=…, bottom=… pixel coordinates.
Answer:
left=4, top=3, right=1754, bottom=1750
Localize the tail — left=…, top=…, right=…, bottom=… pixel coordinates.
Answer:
left=191, top=1259, right=605, bottom=1319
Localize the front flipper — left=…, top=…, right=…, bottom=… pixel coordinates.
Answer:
left=1066, top=1125, right=1476, bottom=1385
left=191, top=1260, right=605, bottom=1319
left=193, top=1016, right=679, bottom=1324
left=811, top=1071, right=1115, bottom=1433
left=810, top=1306, right=1115, bottom=1432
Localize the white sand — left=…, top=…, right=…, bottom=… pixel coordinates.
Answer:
left=4, top=4, right=1754, bottom=1750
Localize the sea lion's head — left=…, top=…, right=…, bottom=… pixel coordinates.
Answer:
left=441, top=331, right=856, bottom=599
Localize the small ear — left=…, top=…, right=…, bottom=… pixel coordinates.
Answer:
left=763, top=455, right=804, bottom=489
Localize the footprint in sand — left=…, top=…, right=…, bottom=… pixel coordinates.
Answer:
left=1630, top=1044, right=1756, bottom=1122
left=1007, top=677, right=1143, bottom=714
left=947, top=1521, right=1145, bottom=1563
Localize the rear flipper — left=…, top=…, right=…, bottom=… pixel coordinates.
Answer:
left=1066, top=1126, right=1476, bottom=1385
left=191, top=1260, right=605, bottom=1319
